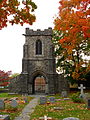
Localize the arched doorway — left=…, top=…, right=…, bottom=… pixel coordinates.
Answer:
left=33, top=74, right=46, bottom=94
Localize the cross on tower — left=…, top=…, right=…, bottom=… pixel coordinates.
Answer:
left=78, top=84, right=86, bottom=95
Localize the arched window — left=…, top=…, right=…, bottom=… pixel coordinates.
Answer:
left=36, top=40, right=42, bottom=55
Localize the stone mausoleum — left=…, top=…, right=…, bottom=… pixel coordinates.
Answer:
left=9, top=28, right=69, bottom=94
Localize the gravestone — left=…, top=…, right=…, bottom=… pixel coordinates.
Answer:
left=0, top=99, right=5, bottom=109
left=63, top=117, right=80, bottom=120
left=10, top=99, right=18, bottom=107
left=53, top=106, right=64, bottom=110
left=78, top=84, right=86, bottom=98
left=0, top=115, right=10, bottom=120
left=61, top=91, right=67, bottom=98
left=48, top=97, right=55, bottom=103
left=87, top=99, right=90, bottom=109
left=40, top=97, right=47, bottom=105
left=64, top=98, right=70, bottom=100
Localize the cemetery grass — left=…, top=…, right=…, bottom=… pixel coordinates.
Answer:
left=30, top=95, right=90, bottom=120
left=0, top=93, right=34, bottom=120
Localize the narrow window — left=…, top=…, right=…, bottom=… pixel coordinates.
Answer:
left=36, top=40, right=42, bottom=55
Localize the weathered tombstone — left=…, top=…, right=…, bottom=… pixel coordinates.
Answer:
left=0, top=115, right=10, bottom=120
left=48, top=97, right=55, bottom=103
left=10, top=99, right=18, bottom=108
left=87, top=99, right=90, bottom=109
left=78, top=84, right=86, bottom=98
left=61, top=91, right=68, bottom=98
left=0, top=99, right=5, bottom=109
left=63, top=117, right=80, bottom=120
left=40, top=97, right=47, bottom=105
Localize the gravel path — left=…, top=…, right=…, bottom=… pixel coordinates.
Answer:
left=14, top=96, right=39, bottom=120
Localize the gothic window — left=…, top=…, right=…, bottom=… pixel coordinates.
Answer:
left=36, top=40, right=42, bottom=55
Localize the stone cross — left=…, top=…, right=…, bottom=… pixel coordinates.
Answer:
left=78, top=84, right=86, bottom=95
left=39, top=115, right=52, bottom=120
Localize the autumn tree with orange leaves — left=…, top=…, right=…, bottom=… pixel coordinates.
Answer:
left=54, top=0, right=90, bottom=84
left=0, top=0, right=37, bottom=29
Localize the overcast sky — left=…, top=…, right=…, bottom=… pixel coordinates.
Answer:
left=0, top=0, right=59, bottom=74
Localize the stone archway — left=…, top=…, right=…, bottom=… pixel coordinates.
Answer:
left=31, top=72, right=48, bottom=94
left=34, top=75, right=45, bottom=94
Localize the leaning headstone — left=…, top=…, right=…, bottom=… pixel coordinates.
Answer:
left=40, top=97, right=47, bottom=105
left=10, top=99, right=18, bottom=108
left=0, top=99, right=5, bottom=109
left=63, top=117, right=80, bottom=120
left=48, top=97, right=55, bottom=103
left=87, top=99, right=90, bottom=109
left=0, top=115, right=10, bottom=120
left=61, top=91, right=68, bottom=98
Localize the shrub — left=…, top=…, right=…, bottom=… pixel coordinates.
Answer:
left=71, top=92, right=84, bottom=103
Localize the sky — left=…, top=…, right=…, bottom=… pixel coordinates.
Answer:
left=0, top=0, right=59, bottom=74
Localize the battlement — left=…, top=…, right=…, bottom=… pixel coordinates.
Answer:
left=23, top=27, right=53, bottom=36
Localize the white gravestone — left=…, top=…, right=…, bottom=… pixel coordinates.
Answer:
left=78, top=84, right=86, bottom=97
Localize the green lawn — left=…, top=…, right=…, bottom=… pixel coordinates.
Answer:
left=0, top=93, right=33, bottom=120
left=30, top=94, right=90, bottom=120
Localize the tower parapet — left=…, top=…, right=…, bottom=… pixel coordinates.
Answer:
left=24, top=27, right=53, bottom=36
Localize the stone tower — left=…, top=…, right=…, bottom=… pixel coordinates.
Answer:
left=9, top=28, right=69, bottom=94
left=22, top=27, right=58, bottom=94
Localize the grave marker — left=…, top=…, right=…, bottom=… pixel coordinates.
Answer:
left=0, top=99, right=5, bottom=109
left=48, top=97, right=55, bottom=103
left=40, top=97, right=47, bottom=105
left=39, top=115, right=52, bottom=120
left=78, top=84, right=86, bottom=97
left=87, top=99, right=90, bottom=109
left=61, top=91, right=67, bottom=98
left=63, top=117, right=80, bottom=120
left=10, top=99, right=18, bottom=108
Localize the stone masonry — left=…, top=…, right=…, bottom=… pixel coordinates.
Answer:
left=9, top=28, right=69, bottom=94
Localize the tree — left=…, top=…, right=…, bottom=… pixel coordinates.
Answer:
left=0, top=0, right=37, bottom=29
left=54, top=0, right=90, bottom=83
left=0, top=70, right=12, bottom=87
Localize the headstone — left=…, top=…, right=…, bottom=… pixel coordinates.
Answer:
left=61, top=91, right=68, bottom=98
left=10, top=99, right=18, bottom=107
left=78, top=84, right=86, bottom=98
left=0, top=115, right=10, bottom=120
left=63, top=117, right=80, bottom=120
left=53, top=107, right=64, bottom=110
left=0, top=99, right=5, bottom=109
left=48, top=97, right=55, bottom=103
left=40, top=97, right=47, bottom=105
left=87, top=99, right=90, bottom=109
left=64, top=98, right=70, bottom=100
